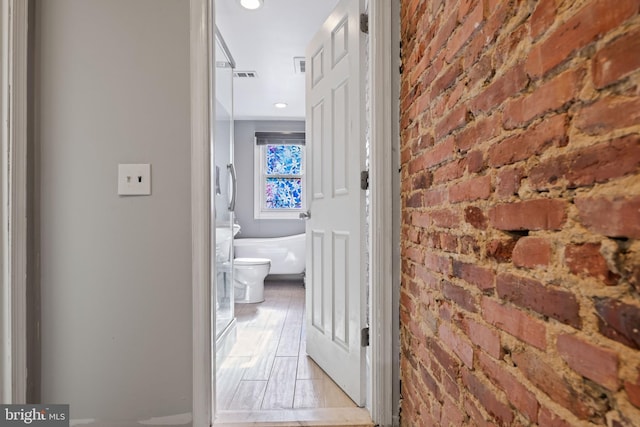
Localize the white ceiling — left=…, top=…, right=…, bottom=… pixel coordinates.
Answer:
left=215, top=0, right=340, bottom=121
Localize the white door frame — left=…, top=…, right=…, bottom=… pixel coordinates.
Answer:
left=191, top=1, right=399, bottom=425
left=190, top=0, right=214, bottom=425
left=367, top=1, right=396, bottom=425
left=1, top=0, right=398, bottom=424
left=0, top=0, right=29, bottom=405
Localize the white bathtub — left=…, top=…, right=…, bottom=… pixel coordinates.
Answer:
left=234, top=233, right=305, bottom=275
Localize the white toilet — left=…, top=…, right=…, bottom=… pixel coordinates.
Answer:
left=233, top=258, right=271, bottom=303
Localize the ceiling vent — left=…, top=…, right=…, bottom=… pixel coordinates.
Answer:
left=234, top=71, right=258, bottom=78
left=294, top=57, right=305, bottom=74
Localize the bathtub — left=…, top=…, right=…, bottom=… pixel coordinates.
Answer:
left=234, top=233, right=305, bottom=276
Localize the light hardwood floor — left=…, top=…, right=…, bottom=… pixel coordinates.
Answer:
left=216, top=281, right=357, bottom=411
left=214, top=281, right=373, bottom=426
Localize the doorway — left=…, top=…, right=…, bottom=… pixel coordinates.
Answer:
left=206, top=0, right=404, bottom=425
left=211, top=0, right=369, bottom=422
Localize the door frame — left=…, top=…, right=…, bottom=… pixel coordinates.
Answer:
left=1, top=0, right=399, bottom=424
left=192, top=1, right=399, bottom=424
left=0, top=0, right=29, bottom=405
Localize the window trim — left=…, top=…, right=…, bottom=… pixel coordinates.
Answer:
left=253, top=136, right=306, bottom=220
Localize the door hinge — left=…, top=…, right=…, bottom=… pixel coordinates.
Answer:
left=361, top=327, right=370, bottom=347
left=360, top=13, right=369, bottom=34
left=360, top=170, right=369, bottom=190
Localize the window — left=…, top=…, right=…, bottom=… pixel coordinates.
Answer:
left=254, top=132, right=305, bottom=219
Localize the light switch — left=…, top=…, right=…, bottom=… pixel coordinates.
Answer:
left=118, top=164, right=151, bottom=196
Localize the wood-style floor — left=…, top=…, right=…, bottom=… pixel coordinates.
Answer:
left=215, top=281, right=372, bottom=426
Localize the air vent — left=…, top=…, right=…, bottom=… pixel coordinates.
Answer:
left=234, top=71, right=258, bottom=78
left=294, top=57, right=305, bottom=74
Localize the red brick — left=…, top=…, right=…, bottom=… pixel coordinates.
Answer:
left=460, top=235, right=481, bottom=256
left=486, top=238, right=517, bottom=262
left=441, top=370, right=460, bottom=401
left=464, top=206, right=487, bottom=229
left=424, top=188, right=447, bottom=206
left=445, top=2, right=485, bottom=62
left=463, top=399, right=492, bottom=427
left=440, top=396, right=465, bottom=426
left=461, top=317, right=501, bottom=359
left=466, top=53, right=493, bottom=88
left=416, top=264, right=440, bottom=290
left=625, top=370, right=640, bottom=408
left=429, top=10, right=459, bottom=63
left=443, top=280, right=478, bottom=313
left=449, top=175, right=492, bottom=203
left=438, top=232, right=458, bottom=253
left=526, top=0, right=639, bottom=77
left=428, top=336, right=461, bottom=377
left=411, top=170, right=433, bottom=190
left=455, top=112, right=501, bottom=152
left=422, top=137, right=456, bottom=168
left=493, top=25, right=528, bottom=71
left=488, top=114, right=567, bottom=167
left=431, top=60, right=463, bottom=98
left=481, top=297, right=547, bottom=349
left=424, top=252, right=452, bottom=275
left=557, top=334, right=619, bottom=391
left=411, top=211, right=430, bottom=228
left=566, top=243, right=620, bottom=285
left=419, top=363, right=442, bottom=401
left=470, top=63, right=528, bottom=114
left=496, top=272, right=581, bottom=328
left=452, top=260, right=495, bottom=291
left=496, top=167, right=523, bottom=198
left=404, top=191, right=423, bottom=208
left=430, top=208, right=461, bottom=228
left=489, top=199, right=567, bottom=231
left=410, top=133, right=434, bottom=156
left=479, top=0, right=509, bottom=46
left=574, top=96, right=640, bottom=136
left=538, top=406, right=575, bottom=427
left=467, top=150, right=484, bottom=173
left=593, top=28, right=640, bottom=88
left=439, top=323, right=474, bottom=368
left=529, top=134, right=640, bottom=190
left=457, top=0, right=479, bottom=21
left=435, top=105, right=468, bottom=141
left=595, top=298, right=640, bottom=349
left=461, top=368, right=514, bottom=425
left=512, top=237, right=552, bottom=268
left=503, top=69, right=582, bottom=129
left=433, top=159, right=466, bottom=184
left=575, top=195, right=640, bottom=239
left=478, top=352, right=539, bottom=422
left=513, top=350, right=597, bottom=420
left=530, top=0, right=558, bottom=40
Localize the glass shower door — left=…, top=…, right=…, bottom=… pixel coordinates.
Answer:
left=214, top=31, right=236, bottom=342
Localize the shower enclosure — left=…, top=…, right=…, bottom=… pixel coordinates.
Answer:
left=214, top=28, right=237, bottom=360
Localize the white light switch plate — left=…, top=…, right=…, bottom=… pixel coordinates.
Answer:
left=118, top=164, right=151, bottom=195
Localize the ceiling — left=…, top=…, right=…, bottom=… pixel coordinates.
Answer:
left=215, top=0, right=340, bottom=121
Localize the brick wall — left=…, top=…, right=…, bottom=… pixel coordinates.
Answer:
left=399, top=1, right=640, bottom=425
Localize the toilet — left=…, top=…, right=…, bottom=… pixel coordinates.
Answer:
left=233, top=257, right=271, bottom=303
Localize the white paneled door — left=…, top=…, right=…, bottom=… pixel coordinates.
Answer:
left=304, top=0, right=366, bottom=407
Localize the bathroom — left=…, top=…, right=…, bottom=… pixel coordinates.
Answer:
left=212, top=0, right=357, bottom=419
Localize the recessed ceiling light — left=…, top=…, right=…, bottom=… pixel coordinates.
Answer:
left=239, top=0, right=263, bottom=10
left=274, top=102, right=288, bottom=109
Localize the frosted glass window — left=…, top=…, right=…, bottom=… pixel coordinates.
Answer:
left=254, top=136, right=305, bottom=219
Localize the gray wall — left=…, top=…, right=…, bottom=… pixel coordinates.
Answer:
left=234, top=120, right=306, bottom=238
left=36, top=0, right=192, bottom=423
